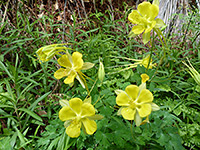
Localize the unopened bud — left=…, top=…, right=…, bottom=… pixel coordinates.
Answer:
left=98, top=61, right=105, bottom=82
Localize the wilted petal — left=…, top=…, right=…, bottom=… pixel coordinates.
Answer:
left=125, top=85, right=139, bottom=101
left=155, top=18, right=165, bottom=28
left=116, top=92, right=130, bottom=106
left=132, top=25, right=145, bottom=34
left=54, top=68, right=70, bottom=79
left=72, top=52, right=83, bottom=71
left=121, top=107, right=136, bottom=120
left=137, top=103, right=151, bottom=117
left=81, top=103, right=95, bottom=117
left=64, top=72, right=76, bottom=84
left=128, top=10, right=143, bottom=24
left=66, top=121, right=81, bottom=138
left=58, top=55, right=72, bottom=68
left=59, top=106, right=76, bottom=121
left=82, top=118, right=97, bottom=135
left=137, top=89, right=153, bottom=103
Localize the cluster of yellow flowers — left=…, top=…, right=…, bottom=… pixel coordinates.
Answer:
left=36, top=45, right=103, bottom=138
left=36, top=0, right=162, bottom=138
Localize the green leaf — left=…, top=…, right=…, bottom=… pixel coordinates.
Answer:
left=18, top=108, right=43, bottom=122
left=0, top=61, right=13, bottom=81
left=29, top=91, right=51, bottom=111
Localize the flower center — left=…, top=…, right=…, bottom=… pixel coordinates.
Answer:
left=129, top=100, right=136, bottom=109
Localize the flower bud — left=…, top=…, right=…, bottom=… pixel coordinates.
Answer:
left=98, top=61, right=105, bottom=83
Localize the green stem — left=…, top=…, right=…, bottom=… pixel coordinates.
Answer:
left=130, top=121, right=135, bottom=141
left=146, top=31, right=154, bottom=72
left=149, top=29, right=168, bottom=82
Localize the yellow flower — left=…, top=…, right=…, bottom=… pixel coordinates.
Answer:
left=36, top=44, right=70, bottom=62
left=128, top=1, right=165, bottom=44
left=183, top=59, right=200, bottom=85
left=54, top=51, right=94, bottom=88
left=115, top=74, right=159, bottom=126
left=59, top=98, right=100, bottom=138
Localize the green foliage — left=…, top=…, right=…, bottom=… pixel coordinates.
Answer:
left=1, top=1, right=200, bottom=149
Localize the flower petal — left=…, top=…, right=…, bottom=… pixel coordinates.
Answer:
left=69, top=98, right=83, bottom=114
left=82, top=118, right=97, bottom=135
left=151, top=103, right=160, bottom=111
left=59, top=106, right=76, bottom=121
left=141, top=54, right=152, bottom=68
left=64, top=72, right=76, bottom=84
left=128, top=10, right=143, bottom=24
left=137, top=89, right=153, bottom=103
left=125, top=85, right=139, bottom=101
left=144, top=21, right=156, bottom=33
left=58, top=55, right=72, bottom=68
left=87, top=114, right=104, bottom=120
left=135, top=111, right=142, bottom=126
left=116, top=92, right=130, bottom=106
left=121, top=107, right=136, bottom=120
left=66, top=121, right=81, bottom=138
left=141, top=74, right=149, bottom=83
left=59, top=100, right=69, bottom=107
left=155, top=18, right=165, bottom=28
left=76, top=74, right=86, bottom=89
left=131, top=25, right=145, bottom=34
left=82, top=62, right=95, bottom=70
left=54, top=68, right=70, bottom=79
left=72, top=52, right=83, bottom=71
left=81, top=103, right=95, bottom=117
left=138, top=2, right=159, bottom=20
left=137, top=103, right=151, bottom=117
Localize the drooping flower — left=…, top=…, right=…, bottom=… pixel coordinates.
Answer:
left=108, top=55, right=156, bottom=75
left=36, top=44, right=70, bottom=62
left=115, top=74, right=159, bottom=126
left=133, top=54, right=155, bottom=69
left=59, top=98, right=103, bottom=138
left=128, top=1, right=165, bottom=44
left=54, top=51, right=94, bottom=88
left=183, top=58, right=200, bottom=85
